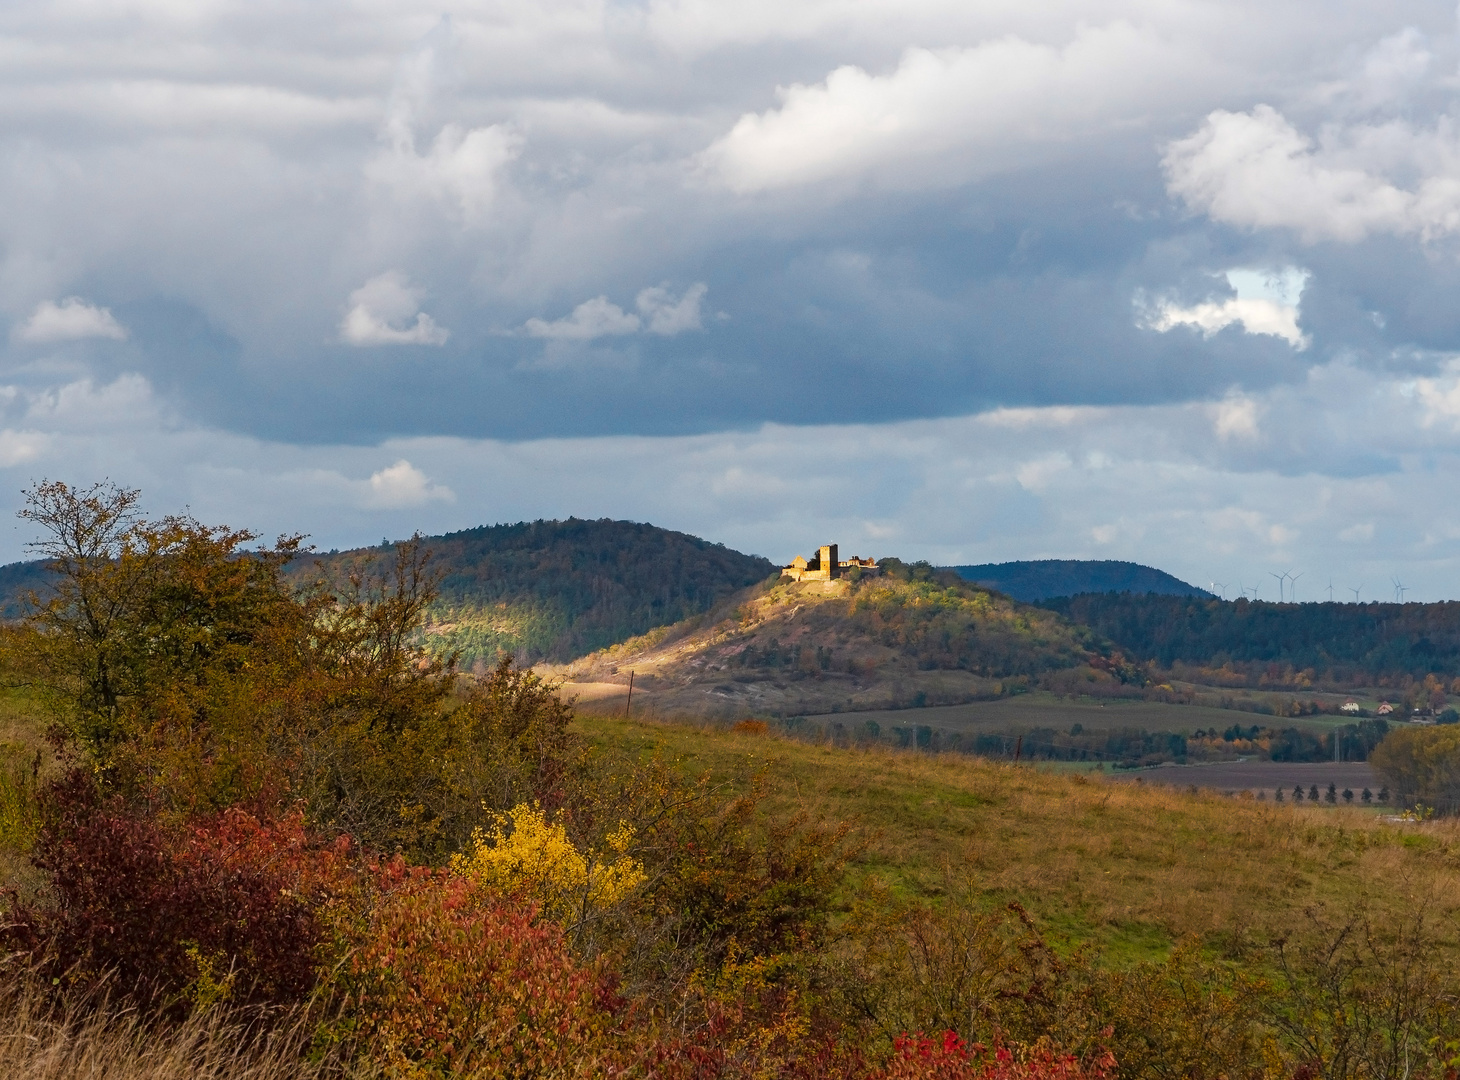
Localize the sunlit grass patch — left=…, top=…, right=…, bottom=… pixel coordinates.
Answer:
left=581, top=712, right=1460, bottom=956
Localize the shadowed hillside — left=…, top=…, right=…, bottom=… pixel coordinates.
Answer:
left=0, top=561, right=50, bottom=619
left=552, top=559, right=1123, bottom=718
left=308, top=518, right=775, bottom=669
left=0, top=518, right=775, bottom=668
left=952, top=559, right=1211, bottom=602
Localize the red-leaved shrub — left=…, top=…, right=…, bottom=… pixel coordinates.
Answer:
left=320, top=865, right=627, bottom=1077
left=871, top=1032, right=1116, bottom=1080
left=4, top=769, right=352, bottom=1012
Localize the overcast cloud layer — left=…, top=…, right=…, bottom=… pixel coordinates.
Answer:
left=2, top=1, right=1460, bottom=596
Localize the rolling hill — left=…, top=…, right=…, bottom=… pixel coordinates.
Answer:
left=550, top=559, right=1122, bottom=718
left=951, top=559, right=1211, bottom=601
left=0, top=560, right=51, bottom=619
left=0, top=518, right=776, bottom=670
left=306, top=519, right=776, bottom=669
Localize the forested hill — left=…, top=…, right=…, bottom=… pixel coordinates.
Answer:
left=0, top=559, right=50, bottom=618
left=952, top=559, right=1211, bottom=602
left=310, top=519, right=776, bottom=669
left=1039, top=593, right=1460, bottom=682
left=0, top=518, right=775, bottom=668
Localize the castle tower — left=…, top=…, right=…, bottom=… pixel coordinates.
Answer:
left=820, top=544, right=839, bottom=580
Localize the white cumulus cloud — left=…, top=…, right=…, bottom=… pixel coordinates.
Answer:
left=362, top=459, right=455, bottom=509
left=340, top=273, right=449, bottom=347
left=1141, top=267, right=1310, bottom=349
left=1164, top=104, right=1460, bottom=243
left=524, top=296, right=641, bottom=340
left=524, top=283, right=708, bottom=340
left=14, top=297, right=128, bottom=343
left=1212, top=395, right=1261, bottom=441
left=701, top=23, right=1190, bottom=192
left=366, top=21, right=522, bottom=223
left=369, top=122, right=522, bottom=223
left=636, top=282, right=707, bottom=335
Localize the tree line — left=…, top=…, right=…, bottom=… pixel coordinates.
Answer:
left=1039, top=592, right=1460, bottom=685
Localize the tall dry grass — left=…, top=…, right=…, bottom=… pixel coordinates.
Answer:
left=585, top=715, right=1460, bottom=956
left=0, top=976, right=361, bottom=1080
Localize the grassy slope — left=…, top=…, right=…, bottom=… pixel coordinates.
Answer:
left=582, top=713, right=1459, bottom=964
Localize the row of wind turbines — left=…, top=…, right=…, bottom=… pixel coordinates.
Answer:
left=1207, top=572, right=1410, bottom=604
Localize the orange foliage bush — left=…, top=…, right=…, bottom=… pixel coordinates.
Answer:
left=321, top=866, right=629, bottom=1077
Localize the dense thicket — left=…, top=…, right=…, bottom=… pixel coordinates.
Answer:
left=1038, top=593, right=1460, bottom=683
left=306, top=518, right=775, bottom=668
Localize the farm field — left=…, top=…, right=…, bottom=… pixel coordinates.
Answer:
left=1113, top=760, right=1378, bottom=796
left=801, top=691, right=1346, bottom=736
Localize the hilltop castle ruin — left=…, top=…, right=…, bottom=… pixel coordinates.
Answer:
left=780, top=543, right=879, bottom=582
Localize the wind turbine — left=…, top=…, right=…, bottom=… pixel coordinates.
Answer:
left=1327, top=579, right=1334, bottom=602
left=1269, top=571, right=1287, bottom=603
left=1392, top=576, right=1406, bottom=603
left=1350, top=584, right=1363, bottom=603
left=1289, top=571, right=1304, bottom=603
left=1209, top=581, right=1228, bottom=600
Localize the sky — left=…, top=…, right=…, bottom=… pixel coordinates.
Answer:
left=2, top=1, right=1460, bottom=599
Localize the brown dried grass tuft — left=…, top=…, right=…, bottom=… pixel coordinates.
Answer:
left=0, top=976, right=361, bottom=1080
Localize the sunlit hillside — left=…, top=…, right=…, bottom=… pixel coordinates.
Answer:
left=551, top=559, right=1125, bottom=718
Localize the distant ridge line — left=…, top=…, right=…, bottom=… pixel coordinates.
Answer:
left=949, top=559, right=1212, bottom=603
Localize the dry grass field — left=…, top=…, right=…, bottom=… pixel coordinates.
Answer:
left=583, top=713, right=1460, bottom=963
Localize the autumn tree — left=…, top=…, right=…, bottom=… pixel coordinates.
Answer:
left=10, top=481, right=481, bottom=853
left=14, top=480, right=310, bottom=800
left=1371, top=725, right=1460, bottom=813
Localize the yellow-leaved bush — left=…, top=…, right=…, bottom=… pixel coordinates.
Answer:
left=451, top=802, right=646, bottom=920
